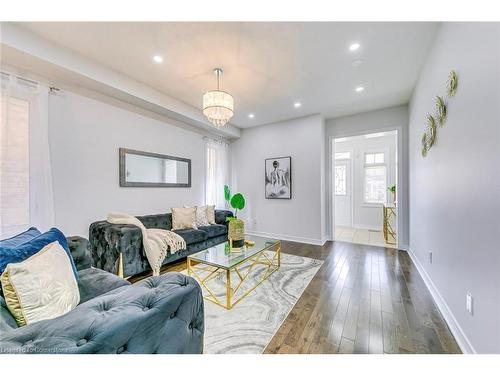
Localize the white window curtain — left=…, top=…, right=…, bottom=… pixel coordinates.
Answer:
left=0, top=73, right=54, bottom=239
left=205, top=138, right=229, bottom=210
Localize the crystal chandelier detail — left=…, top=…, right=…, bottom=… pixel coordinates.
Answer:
left=203, top=68, right=234, bottom=128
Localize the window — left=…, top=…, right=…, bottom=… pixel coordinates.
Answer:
left=0, top=96, right=30, bottom=235
left=364, top=152, right=387, bottom=204
left=334, top=165, right=347, bottom=195
left=205, top=140, right=229, bottom=209
left=365, top=152, right=384, bottom=165
left=205, top=144, right=217, bottom=205
left=1, top=75, right=53, bottom=239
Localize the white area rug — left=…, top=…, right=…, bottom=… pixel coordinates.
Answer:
left=184, top=251, right=323, bottom=354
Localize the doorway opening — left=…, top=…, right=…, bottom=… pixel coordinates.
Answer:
left=332, top=130, right=398, bottom=248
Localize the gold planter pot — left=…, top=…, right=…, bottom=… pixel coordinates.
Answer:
left=228, top=219, right=245, bottom=249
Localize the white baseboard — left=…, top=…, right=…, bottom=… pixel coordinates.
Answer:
left=245, top=230, right=326, bottom=246
left=336, top=224, right=383, bottom=231
left=406, top=248, right=476, bottom=354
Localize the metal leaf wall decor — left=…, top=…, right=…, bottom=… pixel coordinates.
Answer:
left=447, top=70, right=458, bottom=97
left=421, top=115, right=436, bottom=157
left=436, top=96, right=447, bottom=126
left=421, top=70, right=458, bottom=157
left=421, top=133, right=428, bottom=157
left=426, top=114, right=437, bottom=147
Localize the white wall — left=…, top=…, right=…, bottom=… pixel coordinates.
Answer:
left=230, top=114, right=326, bottom=245
left=326, top=105, right=409, bottom=246
left=49, top=90, right=207, bottom=237
left=335, top=132, right=397, bottom=230
left=408, top=23, right=500, bottom=353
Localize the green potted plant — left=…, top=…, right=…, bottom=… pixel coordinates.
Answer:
left=224, top=185, right=246, bottom=249
left=387, top=185, right=396, bottom=205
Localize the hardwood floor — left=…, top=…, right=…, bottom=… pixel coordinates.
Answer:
left=131, top=240, right=461, bottom=354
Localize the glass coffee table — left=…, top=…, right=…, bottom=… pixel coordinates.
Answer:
left=187, top=235, right=281, bottom=310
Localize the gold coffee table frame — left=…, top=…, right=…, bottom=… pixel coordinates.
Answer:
left=187, top=241, right=281, bottom=310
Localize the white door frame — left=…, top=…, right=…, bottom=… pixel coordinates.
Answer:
left=330, top=126, right=403, bottom=248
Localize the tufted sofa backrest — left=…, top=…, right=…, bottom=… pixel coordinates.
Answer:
left=136, top=213, right=172, bottom=230
left=67, top=236, right=92, bottom=271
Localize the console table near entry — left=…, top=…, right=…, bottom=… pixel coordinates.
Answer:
left=383, top=203, right=397, bottom=245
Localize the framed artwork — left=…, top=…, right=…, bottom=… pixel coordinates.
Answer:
left=265, top=156, right=292, bottom=199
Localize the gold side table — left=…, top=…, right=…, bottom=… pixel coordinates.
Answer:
left=383, top=204, right=397, bottom=245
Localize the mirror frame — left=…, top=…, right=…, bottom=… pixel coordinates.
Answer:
left=119, top=148, right=191, bottom=187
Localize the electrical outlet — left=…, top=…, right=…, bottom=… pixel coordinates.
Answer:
left=429, top=251, right=433, bottom=264
left=466, top=292, right=473, bottom=315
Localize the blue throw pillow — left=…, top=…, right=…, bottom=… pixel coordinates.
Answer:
left=0, top=227, right=41, bottom=248
left=0, top=228, right=78, bottom=280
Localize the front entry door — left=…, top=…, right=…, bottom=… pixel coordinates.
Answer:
left=334, top=159, right=352, bottom=227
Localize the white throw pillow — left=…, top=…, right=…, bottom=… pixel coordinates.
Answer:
left=206, top=205, right=216, bottom=225
left=1, top=241, right=80, bottom=327
left=172, top=207, right=198, bottom=230
left=195, top=206, right=210, bottom=227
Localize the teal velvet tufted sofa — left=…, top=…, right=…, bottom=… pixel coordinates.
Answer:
left=0, top=237, right=204, bottom=354
left=89, top=210, right=233, bottom=278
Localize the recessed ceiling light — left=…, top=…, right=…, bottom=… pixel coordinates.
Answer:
left=153, top=55, right=163, bottom=63
left=355, top=86, right=365, bottom=93
left=294, top=102, right=301, bottom=108
left=248, top=113, right=255, bottom=119
left=349, top=43, right=360, bottom=51
left=351, top=59, right=363, bottom=67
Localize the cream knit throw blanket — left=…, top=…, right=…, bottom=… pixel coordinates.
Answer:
left=107, top=212, right=186, bottom=276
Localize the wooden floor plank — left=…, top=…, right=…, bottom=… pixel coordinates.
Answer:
left=338, top=337, right=355, bottom=354
left=382, top=311, right=398, bottom=354
left=369, top=288, right=384, bottom=353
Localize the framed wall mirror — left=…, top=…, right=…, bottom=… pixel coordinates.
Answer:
left=119, top=148, right=191, bottom=187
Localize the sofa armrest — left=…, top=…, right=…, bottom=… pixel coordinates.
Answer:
left=0, top=273, right=204, bottom=354
left=215, top=210, right=234, bottom=225
left=66, top=236, right=92, bottom=271
left=89, top=221, right=147, bottom=277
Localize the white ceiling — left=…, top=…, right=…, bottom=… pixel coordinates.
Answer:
left=17, top=22, right=438, bottom=128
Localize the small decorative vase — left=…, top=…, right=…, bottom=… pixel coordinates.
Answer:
left=228, top=218, right=245, bottom=249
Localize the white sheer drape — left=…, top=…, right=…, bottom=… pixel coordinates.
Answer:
left=205, top=139, right=229, bottom=210
left=0, top=74, right=54, bottom=239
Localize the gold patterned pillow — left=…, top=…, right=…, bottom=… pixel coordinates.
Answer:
left=1, top=241, right=80, bottom=327
left=171, top=207, right=198, bottom=230
left=195, top=206, right=210, bottom=227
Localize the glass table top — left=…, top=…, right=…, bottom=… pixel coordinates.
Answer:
left=188, top=235, right=280, bottom=269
